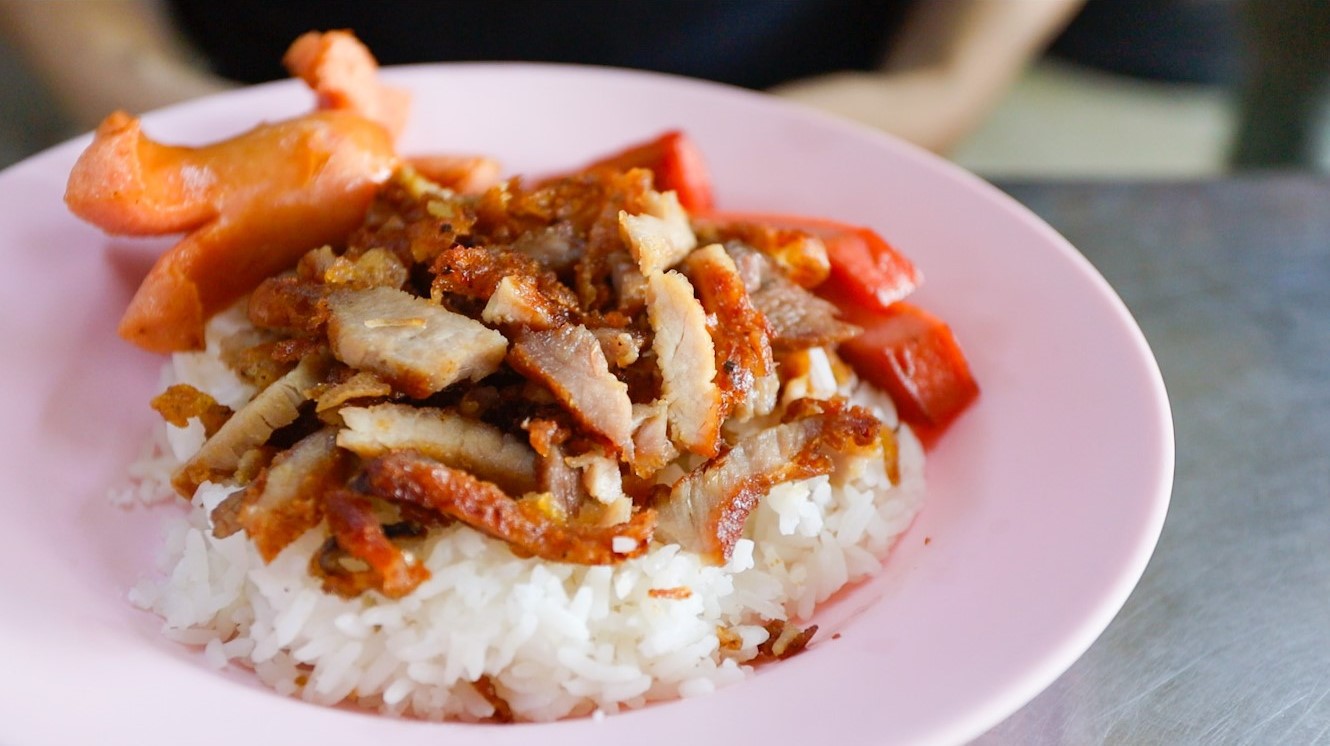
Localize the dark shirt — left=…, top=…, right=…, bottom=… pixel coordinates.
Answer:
left=168, top=0, right=910, bottom=90
left=1049, top=0, right=1241, bottom=85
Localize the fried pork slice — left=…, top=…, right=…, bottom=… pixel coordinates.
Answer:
left=480, top=274, right=573, bottom=330
left=646, top=270, right=722, bottom=457
left=509, top=222, right=585, bottom=273
left=753, top=280, right=861, bottom=353
left=525, top=418, right=587, bottom=517
left=212, top=427, right=351, bottom=561
left=565, top=448, right=626, bottom=507
left=607, top=250, right=648, bottom=313
left=628, top=400, right=678, bottom=478
left=364, top=451, right=656, bottom=564
left=508, top=325, right=636, bottom=458
left=313, top=371, right=393, bottom=412
left=337, top=403, right=538, bottom=495
left=523, top=418, right=633, bottom=529
left=589, top=327, right=642, bottom=368
left=326, top=286, right=507, bottom=398
left=563, top=168, right=653, bottom=311
left=319, top=488, right=430, bottom=598
left=684, top=244, right=778, bottom=421
left=725, top=242, right=860, bottom=353
left=655, top=399, right=882, bottom=563
left=619, top=188, right=698, bottom=275
left=174, top=352, right=330, bottom=496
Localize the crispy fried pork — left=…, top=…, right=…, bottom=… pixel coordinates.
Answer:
left=524, top=417, right=588, bottom=517
left=430, top=245, right=579, bottom=312
left=693, top=218, right=830, bottom=288
left=176, top=161, right=891, bottom=602
left=619, top=189, right=697, bottom=275
left=363, top=451, right=655, bottom=564
left=319, top=488, right=430, bottom=598
left=213, top=427, right=350, bottom=561
left=326, top=286, right=507, bottom=398
left=509, top=222, right=584, bottom=272
left=174, top=352, right=330, bottom=495
left=589, top=327, right=642, bottom=368
left=337, top=403, right=538, bottom=495
left=480, top=274, right=573, bottom=330
left=507, top=324, right=636, bottom=458
left=312, top=370, right=393, bottom=412
left=683, top=243, right=778, bottom=421
left=628, top=400, right=678, bottom=478
left=724, top=242, right=860, bottom=352
left=646, top=270, right=721, bottom=457
left=655, top=400, right=882, bottom=563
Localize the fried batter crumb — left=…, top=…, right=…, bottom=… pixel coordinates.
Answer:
left=756, top=619, right=818, bottom=660
left=151, top=383, right=233, bottom=436
left=473, top=675, right=513, bottom=723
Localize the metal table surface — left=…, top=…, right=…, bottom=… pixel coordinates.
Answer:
left=974, top=176, right=1330, bottom=744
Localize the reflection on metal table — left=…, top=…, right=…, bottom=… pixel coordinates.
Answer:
left=979, top=176, right=1330, bottom=743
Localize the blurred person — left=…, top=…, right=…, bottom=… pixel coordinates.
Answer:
left=0, top=0, right=230, bottom=134
left=0, top=0, right=1081, bottom=155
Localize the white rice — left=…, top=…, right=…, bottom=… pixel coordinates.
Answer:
left=120, top=313, right=927, bottom=722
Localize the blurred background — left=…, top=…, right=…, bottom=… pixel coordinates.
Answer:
left=1, top=0, right=1326, bottom=178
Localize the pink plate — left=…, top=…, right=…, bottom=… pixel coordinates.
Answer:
left=0, top=64, right=1172, bottom=745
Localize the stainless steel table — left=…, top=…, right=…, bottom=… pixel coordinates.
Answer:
left=978, top=177, right=1330, bottom=744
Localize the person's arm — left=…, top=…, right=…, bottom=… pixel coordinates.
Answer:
left=771, top=0, right=1084, bottom=153
left=0, top=0, right=233, bottom=131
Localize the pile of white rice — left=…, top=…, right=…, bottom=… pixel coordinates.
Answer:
left=118, top=312, right=926, bottom=722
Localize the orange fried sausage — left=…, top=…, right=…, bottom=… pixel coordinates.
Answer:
left=64, top=30, right=409, bottom=353
left=283, top=30, right=411, bottom=140
left=66, top=110, right=398, bottom=352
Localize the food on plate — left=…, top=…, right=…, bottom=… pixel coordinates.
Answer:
left=695, top=212, right=977, bottom=436
left=76, top=31, right=977, bottom=722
